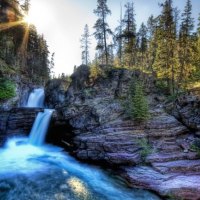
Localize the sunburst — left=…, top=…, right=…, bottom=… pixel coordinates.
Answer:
left=0, top=15, right=31, bottom=70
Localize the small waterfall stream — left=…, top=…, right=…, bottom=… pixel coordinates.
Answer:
left=29, top=109, right=54, bottom=145
left=26, top=88, right=45, bottom=108
left=0, top=89, right=160, bottom=200
left=26, top=88, right=53, bottom=146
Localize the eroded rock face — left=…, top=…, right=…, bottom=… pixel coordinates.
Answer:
left=172, top=94, right=200, bottom=132
left=0, top=108, right=43, bottom=146
left=121, top=166, right=200, bottom=200
left=45, top=78, right=71, bottom=109
left=46, top=66, right=200, bottom=199
left=48, top=66, right=154, bottom=132
left=73, top=108, right=189, bottom=164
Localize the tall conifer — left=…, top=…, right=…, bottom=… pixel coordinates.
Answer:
left=178, top=0, right=195, bottom=87
left=80, top=24, right=90, bottom=66
left=153, top=0, right=178, bottom=94
left=93, top=0, right=112, bottom=66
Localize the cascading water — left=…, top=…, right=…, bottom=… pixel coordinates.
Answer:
left=26, top=88, right=53, bottom=146
left=0, top=89, right=161, bottom=200
left=29, top=109, right=54, bottom=146
left=26, top=88, right=45, bottom=108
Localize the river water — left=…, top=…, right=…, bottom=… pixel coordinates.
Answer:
left=0, top=137, right=160, bottom=200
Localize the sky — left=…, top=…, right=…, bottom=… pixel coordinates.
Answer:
left=28, top=0, right=200, bottom=76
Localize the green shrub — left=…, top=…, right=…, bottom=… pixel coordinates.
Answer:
left=137, top=138, right=152, bottom=161
left=191, top=139, right=200, bottom=156
left=0, top=78, right=16, bottom=100
left=127, top=81, right=149, bottom=121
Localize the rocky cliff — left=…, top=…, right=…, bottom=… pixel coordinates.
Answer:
left=0, top=108, right=43, bottom=146
left=46, top=65, right=200, bottom=200
left=169, top=92, right=200, bottom=134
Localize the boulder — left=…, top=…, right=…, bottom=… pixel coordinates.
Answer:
left=170, top=94, right=200, bottom=132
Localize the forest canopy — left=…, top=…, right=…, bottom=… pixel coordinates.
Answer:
left=82, top=0, right=200, bottom=94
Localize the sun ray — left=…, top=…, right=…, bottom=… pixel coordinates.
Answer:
left=0, top=18, right=30, bottom=72
left=0, top=21, right=25, bottom=31
left=19, top=25, right=30, bottom=71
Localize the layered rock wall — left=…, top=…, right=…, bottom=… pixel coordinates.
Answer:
left=0, top=108, right=43, bottom=146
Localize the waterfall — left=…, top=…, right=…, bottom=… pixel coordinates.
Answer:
left=26, top=88, right=45, bottom=108
left=25, top=88, right=53, bottom=146
left=29, top=109, right=54, bottom=146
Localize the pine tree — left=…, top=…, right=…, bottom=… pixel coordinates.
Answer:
left=128, top=81, right=149, bottom=121
left=174, top=7, right=180, bottom=38
left=153, top=0, right=178, bottom=94
left=178, top=0, right=195, bottom=87
left=50, top=52, right=55, bottom=78
left=22, top=0, right=30, bottom=15
left=80, top=24, right=90, bottom=66
left=93, top=0, right=112, bottom=66
left=198, top=14, right=200, bottom=35
left=26, top=25, right=50, bottom=83
left=194, top=14, right=200, bottom=80
left=114, top=3, right=123, bottom=67
left=108, top=42, right=114, bottom=65
left=121, top=2, right=137, bottom=68
left=137, top=23, right=148, bottom=71
left=146, top=15, right=159, bottom=74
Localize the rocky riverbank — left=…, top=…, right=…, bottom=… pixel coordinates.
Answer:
left=45, top=65, right=200, bottom=199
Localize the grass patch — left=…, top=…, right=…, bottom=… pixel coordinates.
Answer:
left=0, top=78, right=16, bottom=101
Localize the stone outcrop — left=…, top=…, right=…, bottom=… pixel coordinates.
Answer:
left=170, top=93, right=200, bottom=133
left=46, top=65, right=200, bottom=200
left=45, top=78, right=71, bottom=109
left=0, top=108, right=43, bottom=146
left=73, top=108, right=189, bottom=164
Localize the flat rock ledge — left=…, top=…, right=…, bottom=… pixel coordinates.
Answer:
left=121, top=166, right=200, bottom=200
left=73, top=109, right=200, bottom=200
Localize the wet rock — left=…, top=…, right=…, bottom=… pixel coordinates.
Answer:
left=0, top=182, right=12, bottom=192
left=0, top=108, right=43, bottom=146
left=121, top=166, right=200, bottom=200
left=59, top=184, right=68, bottom=191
